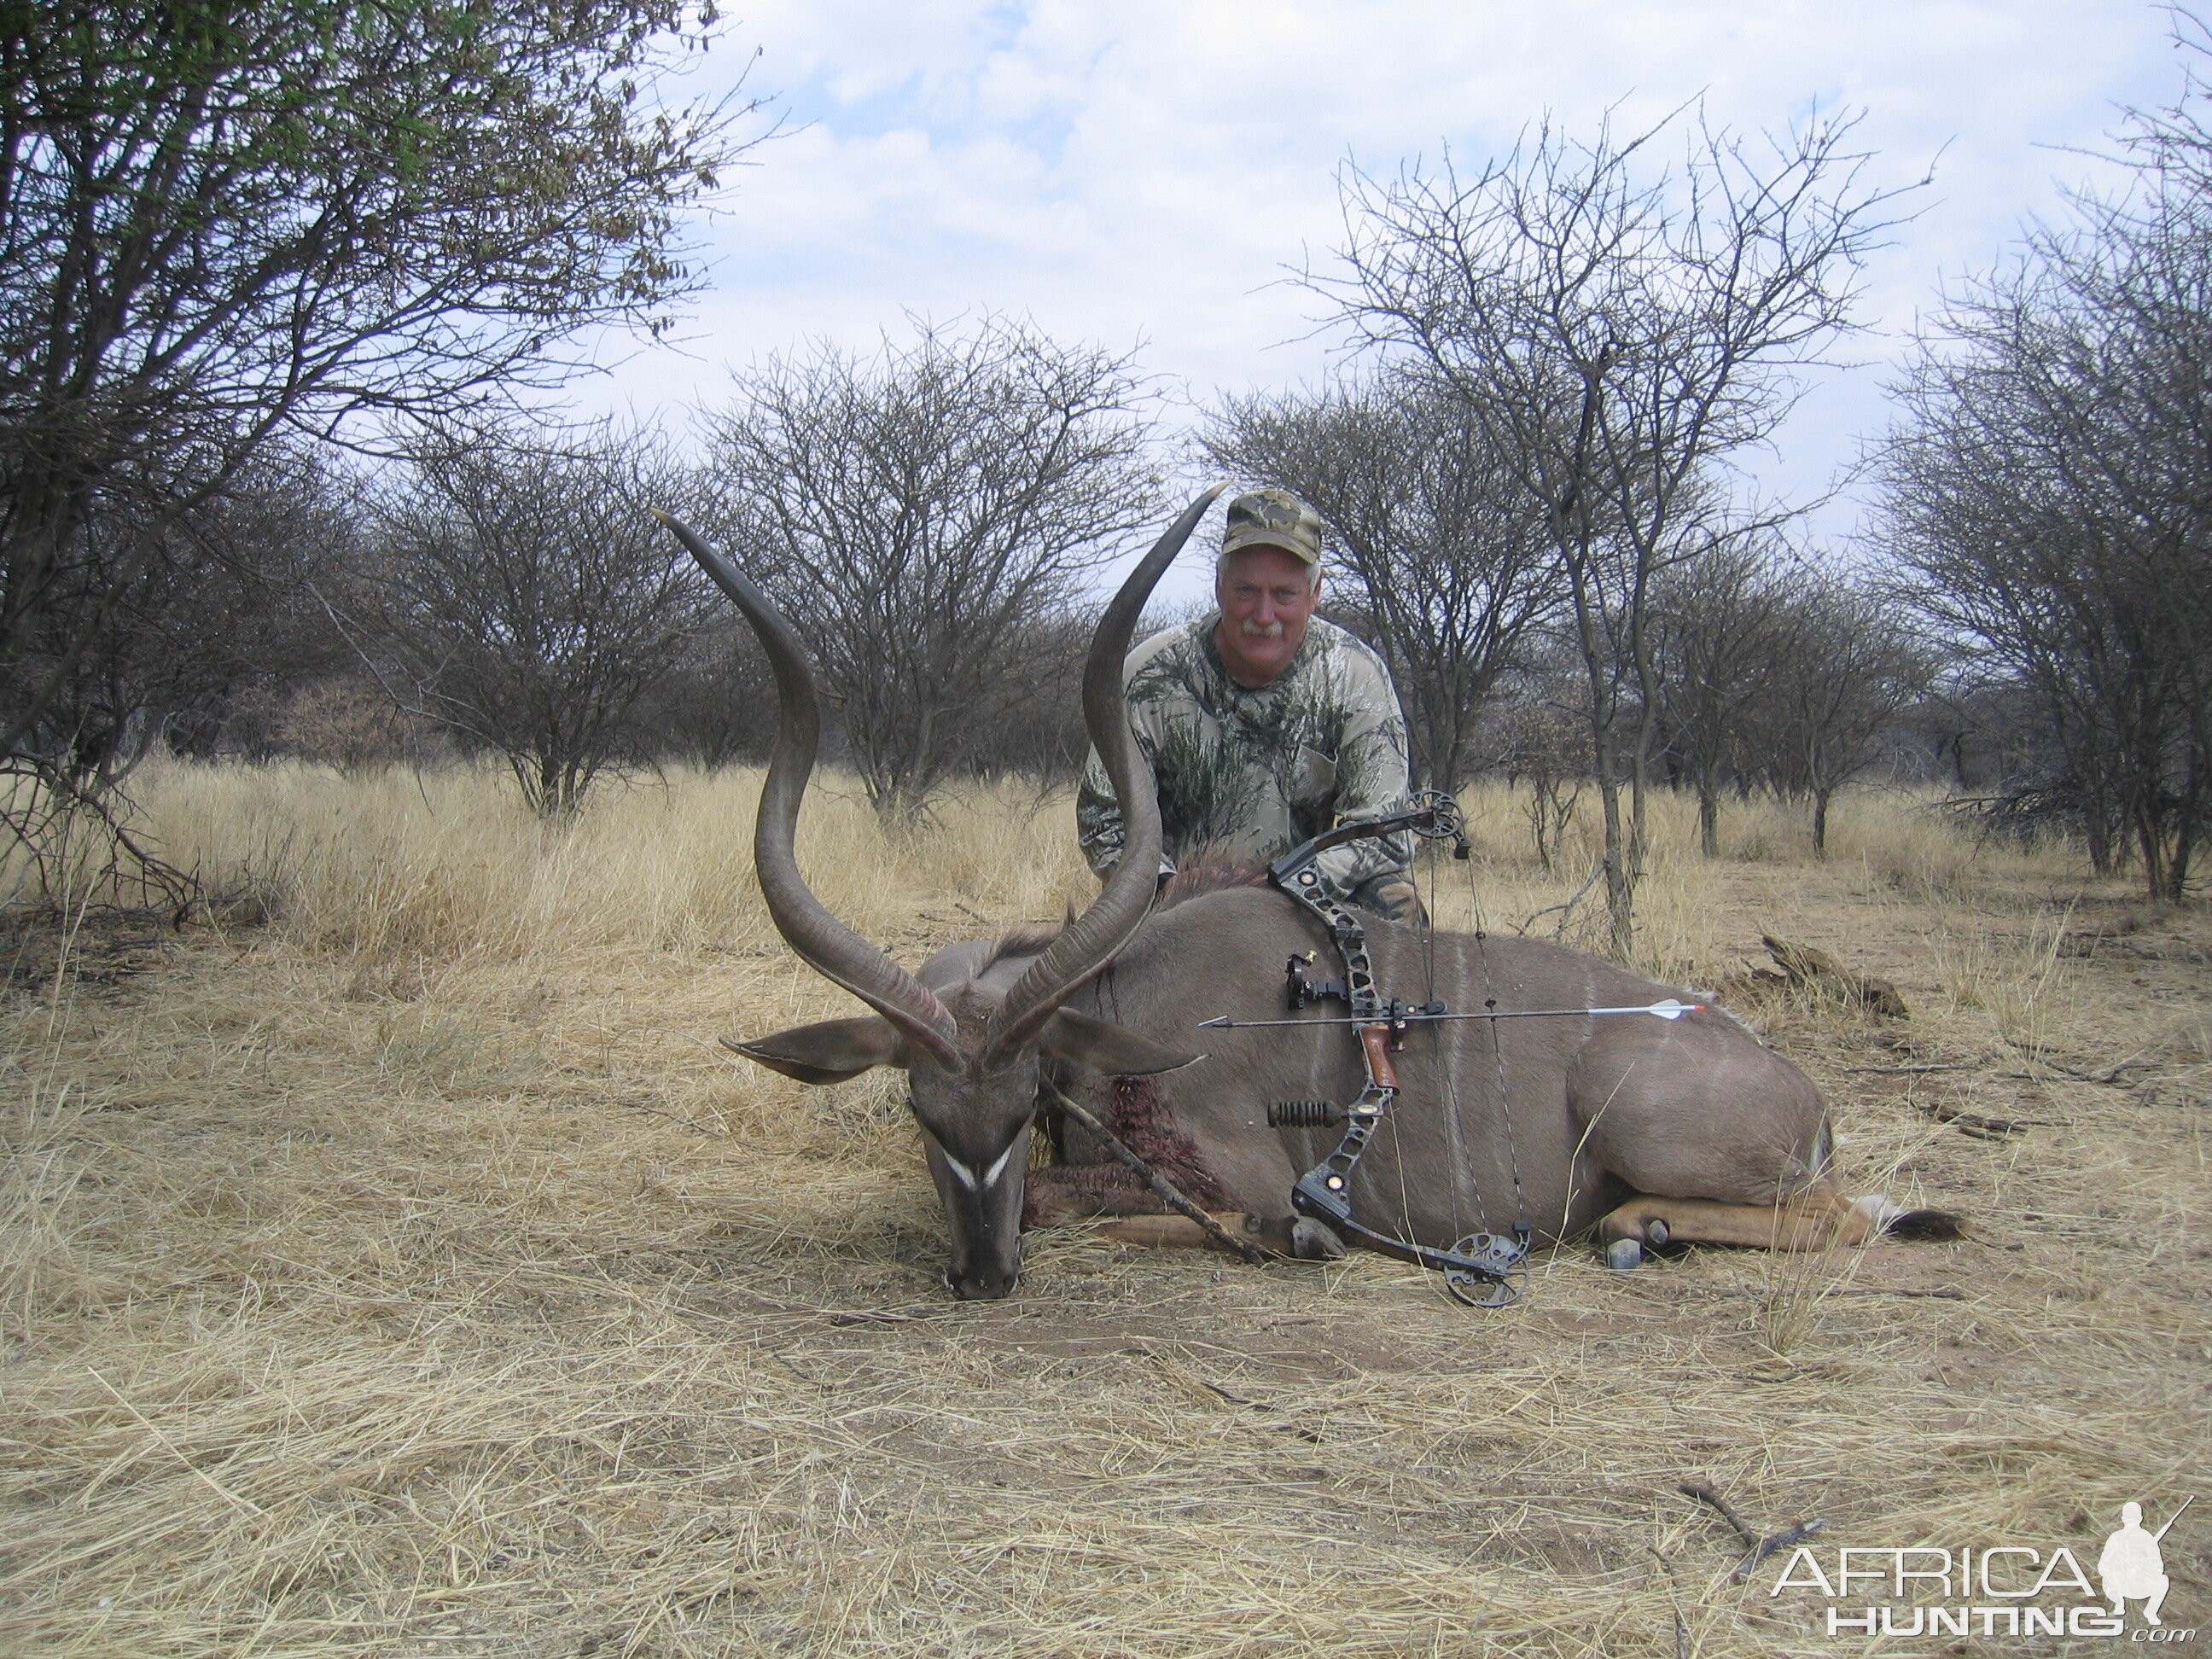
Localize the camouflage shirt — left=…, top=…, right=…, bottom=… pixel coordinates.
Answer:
left=1077, top=614, right=1415, bottom=894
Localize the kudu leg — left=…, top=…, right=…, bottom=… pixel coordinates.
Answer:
left=1099, top=1214, right=1259, bottom=1249
left=1097, top=1213, right=1342, bottom=1260
left=1598, top=1184, right=1897, bottom=1254
left=1027, top=1170, right=1318, bottom=1260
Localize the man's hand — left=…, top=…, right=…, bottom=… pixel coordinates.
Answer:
left=1352, top=876, right=1425, bottom=925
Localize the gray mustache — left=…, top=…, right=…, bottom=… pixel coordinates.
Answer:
left=1239, top=620, right=1285, bottom=639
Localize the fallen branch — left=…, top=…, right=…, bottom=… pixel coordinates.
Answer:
left=1761, top=936, right=1908, bottom=1018
left=2000, top=1043, right=2155, bottom=1085
left=1834, top=1285, right=1965, bottom=1300
left=1679, top=1481, right=1825, bottom=1580
left=1916, top=1102, right=2064, bottom=1137
left=1044, top=1078, right=1274, bottom=1266
left=2050, top=930, right=2209, bottom=964
left=1843, top=1062, right=1970, bottom=1074
left=1641, top=1545, right=1691, bottom=1659
left=1198, top=1380, right=1324, bottom=1442
left=1680, top=1481, right=1759, bottom=1551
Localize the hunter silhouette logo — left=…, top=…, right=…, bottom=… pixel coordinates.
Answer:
left=2103, top=1499, right=2191, bottom=1627
left=1769, top=1496, right=2196, bottom=1641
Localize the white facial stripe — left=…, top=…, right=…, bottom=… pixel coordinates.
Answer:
left=933, top=1135, right=1019, bottom=1194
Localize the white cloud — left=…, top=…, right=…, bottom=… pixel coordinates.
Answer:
left=592, top=0, right=2189, bottom=596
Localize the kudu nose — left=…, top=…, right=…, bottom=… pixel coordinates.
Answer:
left=946, top=1266, right=1017, bottom=1301
left=945, top=1234, right=1022, bottom=1300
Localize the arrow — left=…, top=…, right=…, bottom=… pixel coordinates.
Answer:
left=1196, top=998, right=1705, bottom=1031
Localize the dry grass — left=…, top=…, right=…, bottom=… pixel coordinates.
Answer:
left=3, top=763, right=2206, bottom=1657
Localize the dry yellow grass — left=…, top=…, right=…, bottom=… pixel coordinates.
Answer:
left=3, top=763, right=2204, bottom=1657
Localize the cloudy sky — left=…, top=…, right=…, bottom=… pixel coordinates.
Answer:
left=590, top=1, right=2192, bottom=601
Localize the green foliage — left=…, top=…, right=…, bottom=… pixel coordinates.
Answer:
left=0, top=0, right=754, bottom=772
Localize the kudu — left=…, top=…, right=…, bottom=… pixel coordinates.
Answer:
left=658, top=491, right=1951, bottom=1301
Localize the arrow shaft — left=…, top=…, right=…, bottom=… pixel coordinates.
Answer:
left=1197, top=1004, right=1702, bottom=1031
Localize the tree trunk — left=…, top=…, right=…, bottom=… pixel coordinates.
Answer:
left=2085, top=812, right=2114, bottom=877
left=1697, top=781, right=1720, bottom=858
left=1598, top=765, right=1633, bottom=958
left=1811, top=788, right=1832, bottom=858
left=2138, top=806, right=2171, bottom=903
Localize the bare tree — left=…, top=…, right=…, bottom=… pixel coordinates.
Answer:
left=629, top=612, right=779, bottom=771
left=1484, top=669, right=1593, bottom=875
left=706, top=317, right=1160, bottom=823
left=1881, top=32, right=2212, bottom=898
left=1317, top=108, right=1913, bottom=953
left=0, top=450, right=369, bottom=906
left=1648, top=538, right=1803, bottom=855
left=1202, top=374, right=1559, bottom=790
left=1753, top=575, right=1934, bottom=854
left=370, top=425, right=718, bottom=818
left=10, top=449, right=358, bottom=788
left=277, top=679, right=428, bottom=777
left=958, top=606, right=1096, bottom=788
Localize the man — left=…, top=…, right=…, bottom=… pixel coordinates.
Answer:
left=1077, top=487, right=1422, bottom=921
left=2098, top=1503, right=2172, bottom=1626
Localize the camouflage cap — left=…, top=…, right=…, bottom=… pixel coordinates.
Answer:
left=1220, top=488, right=1324, bottom=566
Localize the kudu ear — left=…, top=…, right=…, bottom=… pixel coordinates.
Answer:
left=1038, top=1009, right=1200, bottom=1076
left=725, top=1017, right=911, bottom=1086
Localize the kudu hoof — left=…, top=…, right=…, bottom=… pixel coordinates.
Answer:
left=1604, top=1237, right=1644, bottom=1271
left=1289, top=1219, right=1348, bottom=1260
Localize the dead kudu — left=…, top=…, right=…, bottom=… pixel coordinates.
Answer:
left=656, top=492, right=1957, bottom=1300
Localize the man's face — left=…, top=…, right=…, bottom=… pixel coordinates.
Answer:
left=1214, top=544, right=1319, bottom=687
